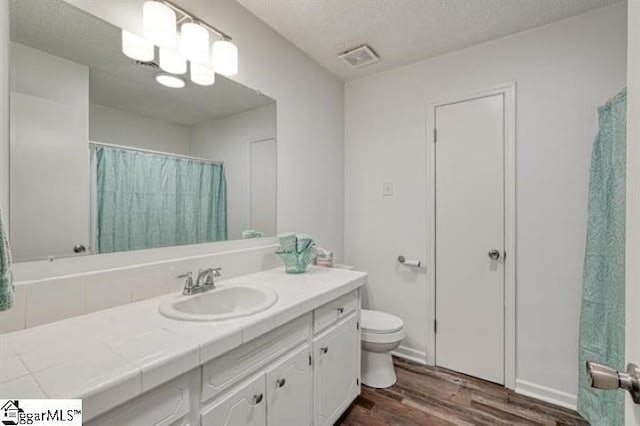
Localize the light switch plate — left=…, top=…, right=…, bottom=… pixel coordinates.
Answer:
left=383, top=180, right=394, bottom=196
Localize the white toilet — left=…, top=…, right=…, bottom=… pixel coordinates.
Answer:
left=360, top=309, right=405, bottom=388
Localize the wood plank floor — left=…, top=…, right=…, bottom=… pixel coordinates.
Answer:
left=337, top=357, right=588, bottom=426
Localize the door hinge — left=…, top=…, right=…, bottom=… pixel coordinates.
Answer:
left=309, top=353, right=312, bottom=366
left=434, top=128, right=437, bottom=143
left=434, top=319, right=438, bottom=334
left=356, top=378, right=360, bottom=386
left=356, top=321, right=360, bottom=331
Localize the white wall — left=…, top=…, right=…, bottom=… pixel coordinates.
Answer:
left=191, top=104, right=276, bottom=240
left=59, top=0, right=345, bottom=263
left=89, top=103, right=191, bottom=155
left=345, top=3, right=627, bottom=402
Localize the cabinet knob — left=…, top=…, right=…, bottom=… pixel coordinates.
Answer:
left=252, top=393, right=264, bottom=405
left=276, top=378, right=286, bottom=388
left=321, top=346, right=329, bottom=354
left=337, top=307, right=344, bottom=314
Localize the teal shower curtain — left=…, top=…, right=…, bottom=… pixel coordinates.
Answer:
left=96, top=146, right=227, bottom=253
left=578, top=89, right=627, bottom=425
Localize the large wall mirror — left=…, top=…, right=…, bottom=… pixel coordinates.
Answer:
left=9, top=0, right=277, bottom=262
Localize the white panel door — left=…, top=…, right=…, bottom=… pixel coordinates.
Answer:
left=249, top=139, right=276, bottom=236
left=435, top=94, right=505, bottom=384
left=10, top=93, right=90, bottom=261
left=266, top=345, right=312, bottom=426
left=201, top=374, right=266, bottom=426
left=313, top=315, right=360, bottom=426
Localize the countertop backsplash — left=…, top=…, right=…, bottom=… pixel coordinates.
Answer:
left=0, top=244, right=281, bottom=333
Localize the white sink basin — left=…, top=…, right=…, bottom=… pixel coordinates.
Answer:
left=159, top=285, right=278, bottom=322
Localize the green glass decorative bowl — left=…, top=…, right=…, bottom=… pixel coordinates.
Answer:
left=276, top=248, right=314, bottom=274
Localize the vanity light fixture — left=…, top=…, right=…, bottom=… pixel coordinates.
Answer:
left=121, top=30, right=155, bottom=61
left=180, top=22, right=210, bottom=64
left=143, top=0, right=177, bottom=48
left=190, top=62, right=216, bottom=86
left=159, top=46, right=187, bottom=74
left=131, top=0, right=238, bottom=87
left=212, top=40, right=238, bottom=76
left=155, top=73, right=186, bottom=88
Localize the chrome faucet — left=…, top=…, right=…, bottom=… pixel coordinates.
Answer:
left=179, top=267, right=222, bottom=295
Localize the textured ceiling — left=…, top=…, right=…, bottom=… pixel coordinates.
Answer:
left=10, top=0, right=274, bottom=126
left=236, top=0, right=622, bottom=81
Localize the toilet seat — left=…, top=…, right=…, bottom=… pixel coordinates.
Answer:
left=362, top=328, right=406, bottom=344
left=361, top=309, right=404, bottom=334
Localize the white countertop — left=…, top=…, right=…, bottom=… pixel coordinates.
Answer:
left=0, top=266, right=367, bottom=420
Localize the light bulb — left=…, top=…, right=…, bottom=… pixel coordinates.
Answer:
left=180, top=22, right=210, bottom=64
left=143, top=1, right=176, bottom=48
left=121, top=30, right=155, bottom=61
left=190, top=62, right=215, bottom=86
left=159, top=47, right=187, bottom=74
left=212, top=40, right=238, bottom=76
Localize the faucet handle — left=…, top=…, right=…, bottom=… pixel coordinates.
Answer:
left=178, top=272, right=194, bottom=288
left=212, top=267, right=222, bottom=277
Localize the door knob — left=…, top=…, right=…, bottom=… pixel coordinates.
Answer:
left=488, top=249, right=501, bottom=260
left=586, top=361, right=640, bottom=403
left=73, top=244, right=87, bottom=254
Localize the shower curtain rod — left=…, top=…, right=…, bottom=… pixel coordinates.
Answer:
left=89, top=141, right=224, bottom=165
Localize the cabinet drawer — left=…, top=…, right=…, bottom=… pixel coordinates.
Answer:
left=202, top=313, right=311, bottom=402
left=86, top=370, right=197, bottom=426
left=201, top=373, right=266, bottom=426
left=313, top=291, right=357, bottom=334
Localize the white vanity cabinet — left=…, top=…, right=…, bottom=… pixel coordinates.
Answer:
left=86, top=289, right=361, bottom=426
left=201, top=343, right=313, bottom=426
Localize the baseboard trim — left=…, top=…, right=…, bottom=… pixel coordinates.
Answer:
left=515, top=379, right=577, bottom=411
left=392, top=345, right=428, bottom=365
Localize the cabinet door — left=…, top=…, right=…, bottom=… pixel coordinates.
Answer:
left=313, top=315, right=360, bottom=426
left=201, top=374, right=266, bottom=426
left=266, top=345, right=312, bottom=426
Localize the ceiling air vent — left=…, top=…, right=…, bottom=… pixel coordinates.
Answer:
left=339, top=45, right=379, bottom=69
left=134, top=60, right=160, bottom=73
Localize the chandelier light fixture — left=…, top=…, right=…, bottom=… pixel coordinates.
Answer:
left=155, top=73, right=186, bottom=88
left=121, top=30, right=155, bottom=62
left=212, top=40, right=238, bottom=77
left=190, top=62, right=216, bottom=86
left=180, top=22, right=210, bottom=64
left=143, top=1, right=176, bottom=48
left=121, top=0, right=238, bottom=88
left=159, top=46, right=187, bottom=74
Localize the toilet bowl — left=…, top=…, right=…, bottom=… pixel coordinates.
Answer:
left=360, top=309, right=405, bottom=388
